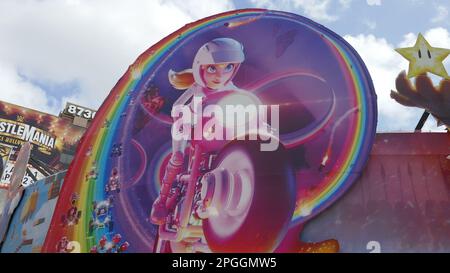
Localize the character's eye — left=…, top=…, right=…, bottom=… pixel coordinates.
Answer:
left=418, top=50, right=422, bottom=58
left=207, top=65, right=216, bottom=73
left=224, top=63, right=234, bottom=72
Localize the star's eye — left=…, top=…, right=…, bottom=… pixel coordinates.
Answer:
left=224, top=63, right=235, bottom=72
left=427, top=50, right=431, bottom=59
left=418, top=50, right=422, bottom=58
left=207, top=66, right=216, bottom=73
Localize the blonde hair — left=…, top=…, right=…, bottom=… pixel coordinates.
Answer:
left=168, top=69, right=195, bottom=90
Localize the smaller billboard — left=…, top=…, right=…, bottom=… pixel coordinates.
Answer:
left=0, top=171, right=66, bottom=253
left=0, top=100, right=87, bottom=186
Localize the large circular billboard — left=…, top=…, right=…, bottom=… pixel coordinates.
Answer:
left=43, top=9, right=377, bottom=253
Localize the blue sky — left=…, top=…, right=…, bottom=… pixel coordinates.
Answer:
left=0, top=0, right=448, bottom=132
left=234, top=0, right=450, bottom=44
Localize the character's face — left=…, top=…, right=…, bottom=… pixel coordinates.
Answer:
left=68, top=207, right=76, bottom=216
left=201, top=63, right=239, bottom=89
left=98, top=207, right=106, bottom=215
left=59, top=237, right=68, bottom=248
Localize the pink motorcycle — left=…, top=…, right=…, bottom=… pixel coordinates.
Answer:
left=155, top=90, right=296, bottom=253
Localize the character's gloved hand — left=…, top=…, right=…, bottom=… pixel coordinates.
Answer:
left=390, top=71, right=450, bottom=127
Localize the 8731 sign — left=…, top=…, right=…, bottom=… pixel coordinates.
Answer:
left=64, top=103, right=97, bottom=120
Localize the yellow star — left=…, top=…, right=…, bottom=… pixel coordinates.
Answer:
left=395, top=33, right=450, bottom=79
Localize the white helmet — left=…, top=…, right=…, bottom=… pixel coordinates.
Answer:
left=192, top=38, right=245, bottom=87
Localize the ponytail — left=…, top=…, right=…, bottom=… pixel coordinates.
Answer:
left=168, top=69, right=195, bottom=90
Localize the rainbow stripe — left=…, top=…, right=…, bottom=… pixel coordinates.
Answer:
left=292, top=33, right=375, bottom=223
left=42, top=9, right=376, bottom=252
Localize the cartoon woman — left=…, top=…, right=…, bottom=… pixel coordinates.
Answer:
left=150, top=38, right=245, bottom=224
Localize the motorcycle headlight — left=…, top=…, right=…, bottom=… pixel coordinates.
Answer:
left=216, top=93, right=262, bottom=129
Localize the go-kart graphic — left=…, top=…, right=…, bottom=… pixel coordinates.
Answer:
left=55, top=236, right=70, bottom=253
left=105, top=168, right=121, bottom=194
left=61, top=193, right=82, bottom=227
left=110, top=143, right=123, bottom=158
left=85, top=163, right=98, bottom=181
left=89, top=234, right=129, bottom=253
left=89, top=196, right=114, bottom=234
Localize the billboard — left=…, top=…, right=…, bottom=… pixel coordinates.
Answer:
left=0, top=144, right=12, bottom=182
left=41, top=9, right=377, bottom=253
left=60, top=102, right=97, bottom=121
left=0, top=100, right=87, bottom=187
left=0, top=171, right=66, bottom=253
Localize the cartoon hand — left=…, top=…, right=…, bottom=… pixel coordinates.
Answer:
left=390, top=71, right=450, bottom=126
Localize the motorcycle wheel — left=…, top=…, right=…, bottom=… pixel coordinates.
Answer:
left=202, top=140, right=296, bottom=253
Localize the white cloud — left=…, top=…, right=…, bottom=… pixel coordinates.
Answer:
left=364, top=19, right=377, bottom=30
left=249, top=0, right=339, bottom=22
left=298, top=0, right=338, bottom=21
left=431, top=5, right=449, bottom=23
left=366, top=0, right=381, bottom=6
left=344, top=34, right=417, bottom=131
left=422, top=27, right=450, bottom=49
left=344, top=28, right=449, bottom=132
left=339, top=0, right=352, bottom=10
left=0, top=0, right=234, bottom=114
left=0, top=61, right=59, bottom=114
